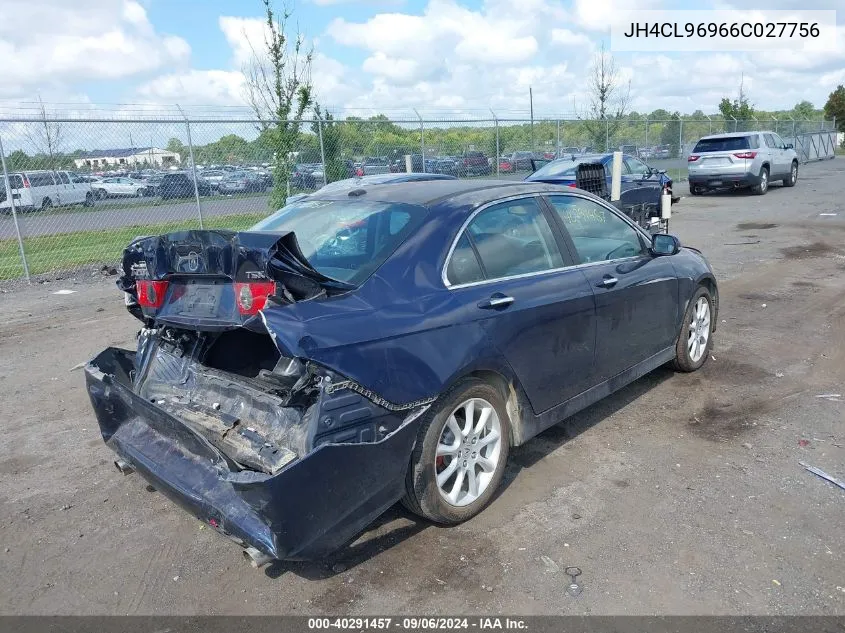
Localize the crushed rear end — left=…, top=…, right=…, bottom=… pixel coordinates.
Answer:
left=84, top=229, right=429, bottom=562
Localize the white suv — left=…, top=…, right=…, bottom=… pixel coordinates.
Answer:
left=687, top=131, right=799, bottom=196
left=1, top=170, right=94, bottom=212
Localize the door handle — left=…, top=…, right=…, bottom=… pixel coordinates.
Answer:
left=597, top=276, right=618, bottom=288
left=478, top=294, right=514, bottom=309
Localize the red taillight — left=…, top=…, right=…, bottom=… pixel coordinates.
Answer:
left=567, top=182, right=577, bottom=188
left=234, top=282, right=275, bottom=315
left=22, top=175, right=30, bottom=188
left=356, top=168, right=363, bottom=176
left=733, top=151, right=757, bottom=159
left=136, top=280, right=169, bottom=308
left=687, top=155, right=700, bottom=162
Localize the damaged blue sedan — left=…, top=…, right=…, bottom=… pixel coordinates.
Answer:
left=84, top=179, right=718, bottom=566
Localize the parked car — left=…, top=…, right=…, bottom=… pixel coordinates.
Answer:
left=141, top=175, right=165, bottom=197
left=687, top=131, right=799, bottom=195
left=1, top=170, right=94, bottom=212
left=507, top=151, right=536, bottom=171
left=159, top=172, right=212, bottom=200
left=92, top=177, right=148, bottom=199
left=559, top=147, right=583, bottom=157
left=432, top=156, right=461, bottom=176
left=498, top=157, right=515, bottom=173
left=218, top=171, right=267, bottom=194
left=87, top=179, right=717, bottom=565
left=525, top=153, right=674, bottom=229
left=652, top=145, right=672, bottom=160
left=459, top=151, right=492, bottom=176
left=202, top=170, right=228, bottom=191
left=357, top=157, right=392, bottom=176
left=291, top=164, right=319, bottom=190
left=283, top=172, right=459, bottom=205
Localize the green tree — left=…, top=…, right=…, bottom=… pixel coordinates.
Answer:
left=312, top=105, right=347, bottom=183
left=660, top=112, right=682, bottom=158
left=580, top=44, right=631, bottom=150
left=166, top=138, right=186, bottom=159
left=243, top=0, right=314, bottom=208
left=823, top=85, right=845, bottom=134
left=792, top=100, right=816, bottom=119
left=718, top=77, right=754, bottom=129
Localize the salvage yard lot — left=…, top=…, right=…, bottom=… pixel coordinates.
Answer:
left=1, top=160, right=843, bottom=615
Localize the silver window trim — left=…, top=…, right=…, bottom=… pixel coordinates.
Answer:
left=442, top=190, right=652, bottom=289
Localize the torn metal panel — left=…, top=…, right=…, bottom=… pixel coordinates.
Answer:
left=85, top=339, right=430, bottom=560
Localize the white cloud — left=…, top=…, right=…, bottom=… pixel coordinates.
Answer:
left=135, top=70, right=247, bottom=106
left=551, top=28, right=593, bottom=47
left=0, top=0, right=190, bottom=98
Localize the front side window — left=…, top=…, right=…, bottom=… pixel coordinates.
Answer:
left=57, top=172, right=70, bottom=184
left=764, top=134, right=777, bottom=148
left=624, top=157, right=651, bottom=176
left=251, top=199, right=428, bottom=285
left=547, top=195, right=646, bottom=264
left=772, top=133, right=786, bottom=148
left=454, top=197, right=563, bottom=282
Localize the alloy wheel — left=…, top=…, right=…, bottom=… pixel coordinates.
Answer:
left=687, top=297, right=711, bottom=363
left=435, top=398, right=502, bottom=507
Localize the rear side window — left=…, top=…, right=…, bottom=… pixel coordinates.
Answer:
left=446, top=233, right=484, bottom=286
left=8, top=175, right=23, bottom=189
left=693, top=136, right=752, bottom=153
left=58, top=172, right=71, bottom=184
left=27, top=172, right=55, bottom=187
left=460, top=198, right=563, bottom=281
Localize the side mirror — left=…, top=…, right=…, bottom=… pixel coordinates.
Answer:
left=651, top=233, right=680, bottom=256
left=785, top=143, right=793, bottom=150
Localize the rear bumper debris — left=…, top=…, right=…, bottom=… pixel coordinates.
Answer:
left=85, top=341, right=429, bottom=561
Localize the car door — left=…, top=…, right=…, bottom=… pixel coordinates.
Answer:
left=545, top=193, right=679, bottom=383
left=770, top=133, right=791, bottom=177
left=621, top=156, right=661, bottom=208
left=762, top=134, right=783, bottom=178
left=56, top=171, right=78, bottom=204
left=443, top=195, right=596, bottom=413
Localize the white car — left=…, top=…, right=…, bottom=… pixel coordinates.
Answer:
left=1, top=170, right=94, bottom=211
left=92, top=177, right=148, bottom=199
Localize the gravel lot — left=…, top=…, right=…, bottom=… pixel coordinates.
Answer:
left=1, top=159, right=843, bottom=615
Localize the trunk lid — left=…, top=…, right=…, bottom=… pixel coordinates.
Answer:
left=120, top=229, right=352, bottom=330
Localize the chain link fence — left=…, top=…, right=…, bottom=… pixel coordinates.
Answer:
left=0, top=113, right=837, bottom=286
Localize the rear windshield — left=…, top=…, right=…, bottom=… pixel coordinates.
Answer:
left=251, top=199, right=428, bottom=285
left=693, top=136, right=753, bottom=153
left=530, top=156, right=604, bottom=179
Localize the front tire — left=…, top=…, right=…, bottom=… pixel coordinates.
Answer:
left=673, top=286, right=714, bottom=372
left=402, top=378, right=510, bottom=524
left=83, top=192, right=94, bottom=207
left=783, top=161, right=798, bottom=187
left=40, top=197, right=52, bottom=210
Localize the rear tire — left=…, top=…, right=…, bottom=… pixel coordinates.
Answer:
left=783, top=161, right=798, bottom=187
left=672, top=286, right=714, bottom=372
left=83, top=192, right=94, bottom=207
left=402, top=378, right=510, bottom=524
left=40, top=197, right=52, bottom=210
left=751, top=167, right=769, bottom=195
left=95, top=189, right=107, bottom=200
left=689, top=186, right=702, bottom=196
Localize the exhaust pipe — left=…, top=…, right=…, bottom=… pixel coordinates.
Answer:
left=114, top=459, right=135, bottom=475
left=243, top=546, right=273, bottom=569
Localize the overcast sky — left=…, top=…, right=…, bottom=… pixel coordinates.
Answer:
left=1, top=0, right=843, bottom=118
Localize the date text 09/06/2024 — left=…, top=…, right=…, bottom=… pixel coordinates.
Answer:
left=307, top=617, right=529, bottom=630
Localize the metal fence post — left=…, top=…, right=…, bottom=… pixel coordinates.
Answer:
left=414, top=109, right=425, bottom=173
left=317, top=115, right=328, bottom=184
left=605, top=118, right=609, bottom=152
left=707, top=115, right=712, bottom=135
left=679, top=119, right=684, bottom=164
left=732, top=116, right=738, bottom=132
left=177, top=105, right=204, bottom=228
left=644, top=118, right=649, bottom=150
left=0, top=134, right=31, bottom=283
left=556, top=119, right=561, bottom=157
left=773, top=116, right=778, bottom=134
left=490, top=110, right=500, bottom=176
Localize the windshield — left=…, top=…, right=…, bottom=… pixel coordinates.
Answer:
left=530, top=156, right=604, bottom=179
left=693, top=136, right=751, bottom=153
left=251, top=199, right=428, bottom=285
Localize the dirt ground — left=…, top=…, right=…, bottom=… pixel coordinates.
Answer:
left=1, top=161, right=843, bottom=615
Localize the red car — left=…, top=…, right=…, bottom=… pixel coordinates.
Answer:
left=498, top=159, right=514, bottom=173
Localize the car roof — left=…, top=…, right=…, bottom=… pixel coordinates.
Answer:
left=698, top=131, right=766, bottom=139
left=311, top=179, right=571, bottom=208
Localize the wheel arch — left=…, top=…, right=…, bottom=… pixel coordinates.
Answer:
left=695, top=273, right=719, bottom=332
left=450, top=367, right=534, bottom=448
